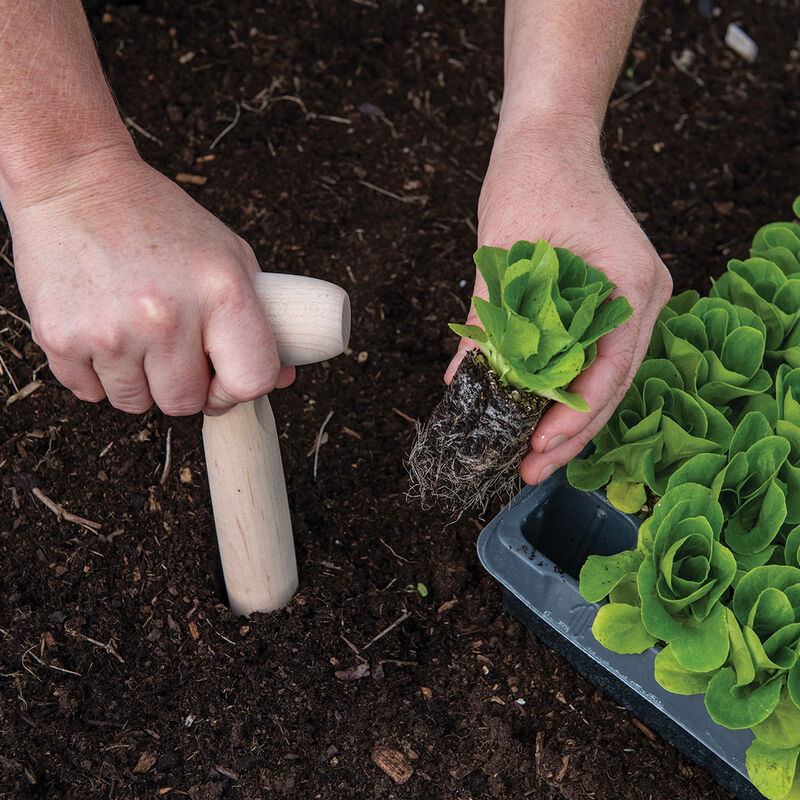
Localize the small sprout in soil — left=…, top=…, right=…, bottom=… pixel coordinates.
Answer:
left=408, top=239, right=632, bottom=514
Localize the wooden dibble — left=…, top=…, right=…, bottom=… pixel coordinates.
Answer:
left=202, top=273, right=350, bottom=616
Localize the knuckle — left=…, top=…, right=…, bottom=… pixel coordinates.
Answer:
left=655, top=266, right=674, bottom=304
left=112, top=398, right=152, bottom=414
left=204, top=267, right=249, bottom=311
left=73, top=389, right=105, bottom=403
left=236, top=237, right=258, bottom=266
left=87, top=324, right=127, bottom=356
left=33, top=319, right=73, bottom=355
left=218, top=371, right=277, bottom=403
left=106, top=374, right=151, bottom=413
left=159, top=398, right=205, bottom=416
left=134, top=289, right=180, bottom=341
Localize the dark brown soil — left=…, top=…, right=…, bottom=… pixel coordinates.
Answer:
left=2, top=1, right=798, bottom=798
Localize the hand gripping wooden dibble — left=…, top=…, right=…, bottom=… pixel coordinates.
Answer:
left=202, top=273, right=350, bottom=616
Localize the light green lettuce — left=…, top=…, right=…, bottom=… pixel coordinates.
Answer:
left=567, top=357, right=733, bottom=513
left=449, top=240, right=632, bottom=411
left=649, top=294, right=772, bottom=408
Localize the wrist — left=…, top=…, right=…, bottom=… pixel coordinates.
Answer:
left=0, top=136, right=139, bottom=217
left=495, top=94, right=603, bottom=155
left=477, top=109, right=615, bottom=249
left=488, top=105, right=605, bottom=188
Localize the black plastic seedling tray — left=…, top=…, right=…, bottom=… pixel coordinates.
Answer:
left=477, top=465, right=763, bottom=800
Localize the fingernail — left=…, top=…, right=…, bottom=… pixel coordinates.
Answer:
left=542, top=434, right=567, bottom=454
left=539, top=464, right=558, bottom=483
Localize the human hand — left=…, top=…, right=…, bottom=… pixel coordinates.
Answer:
left=445, top=116, right=672, bottom=485
left=6, top=148, right=294, bottom=417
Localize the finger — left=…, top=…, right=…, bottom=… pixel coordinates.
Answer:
left=444, top=340, right=476, bottom=385
left=520, top=395, right=618, bottom=485
left=144, top=339, right=210, bottom=417
left=520, top=326, right=642, bottom=484
left=202, top=288, right=281, bottom=415
left=275, top=365, right=296, bottom=389
left=46, top=354, right=106, bottom=402
left=531, top=318, right=641, bottom=453
left=92, top=354, right=154, bottom=413
left=444, top=270, right=486, bottom=385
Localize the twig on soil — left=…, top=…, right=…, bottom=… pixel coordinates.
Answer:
left=124, top=116, right=164, bottom=146
left=464, top=168, right=483, bottom=183
left=0, top=306, right=31, bottom=330
left=670, top=52, right=705, bottom=87
left=340, top=634, right=363, bottom=658
left=209, top=102, right=241, bottom=150
left=0, top=350, right=19, bottom=393
left=0, top=247, right=14, bottom=270
left=6, top=379, right=42, bottom=407
left=631, top=718, right=656, bottom=741
left=378, top=537, right=413, bottom=564
left=609, top=77, right=655, bottom=108
left=65, top=627, right=125, bottom=663
left=159, top=426, right=173, bottom=486
left=362, top=610, right=411, bottom=650
left=392, top=407, right=418, bottom=425
left=32, top=487, right=101, bottom=532
left=205, top=618, right=235, bottom=646
left=23, top=646, right=81, bottom=678
left=0, top=672, right=27, bottom=711
left=215, top=766, right=240, bottom=781
left=306, top=112, right=352, bottom=125
left=312, top=410, right=334, bottom=481
left=243, top=92, right=308, bottom=115
left=360, top=180, right=427, bottom=205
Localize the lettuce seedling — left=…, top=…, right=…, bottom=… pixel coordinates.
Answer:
left=711, top=258, right=800, bottom=368
left=449, top=239, right=632, bottom=411
left=636, top=484, right=737, bottom=672
left=408, top=240, right=632, bottom=513
left=567, top=356, right=733, bottom=513
left=704, top=565, right=800, bottom=734
left=749, top=195, right=800, bottom=277
left=580, top=483, right=737, bottom=671
left=651, top=295, right=772, bottom=407
left=665, top=412, right=797, bottom=571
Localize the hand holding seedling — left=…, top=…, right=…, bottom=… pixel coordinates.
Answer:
left=447, top=136, right=673, bottom=485
left=446, top=0, right=672, bottom=486
left=0, top=1, right=292, bottom=417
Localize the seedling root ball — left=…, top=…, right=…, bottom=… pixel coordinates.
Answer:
left=407, top=350, right=549, bottom=515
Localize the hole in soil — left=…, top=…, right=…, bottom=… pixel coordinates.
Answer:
left=520, top=486, right=639, bottom=579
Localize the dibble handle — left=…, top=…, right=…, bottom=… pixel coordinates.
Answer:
left=202, top=273, right=351, bottom=616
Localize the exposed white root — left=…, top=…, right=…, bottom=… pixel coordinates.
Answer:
left=407, top=351, right=549, bottom=517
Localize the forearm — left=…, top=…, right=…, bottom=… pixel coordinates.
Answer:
left=500, top=0, right=642, bottom=136
left=0, top=0, right=135, bottom=212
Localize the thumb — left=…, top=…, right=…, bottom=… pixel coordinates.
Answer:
left=520, top=317, right=643, bottom=483
left=202, top=282, right=282, bottom=415
left=444, top=270, right=487, bottom=385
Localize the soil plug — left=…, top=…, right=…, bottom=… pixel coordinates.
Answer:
left=407, top=239, right=632, bottom=514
